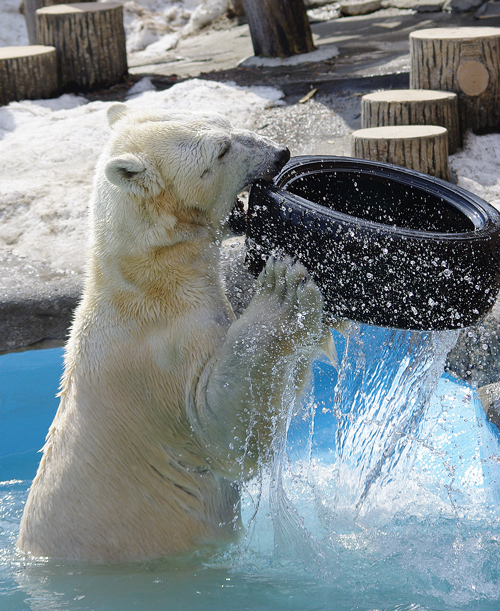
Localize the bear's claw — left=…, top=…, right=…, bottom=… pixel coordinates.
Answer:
left=255, top=256, right=324, bottom=342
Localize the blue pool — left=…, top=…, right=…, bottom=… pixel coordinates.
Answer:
left=2, top=325, right=500, bottom=611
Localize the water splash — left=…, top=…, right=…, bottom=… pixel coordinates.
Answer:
left=229, top=324, right=500, bottom=609
left=329, top=324, right=459, bottom=518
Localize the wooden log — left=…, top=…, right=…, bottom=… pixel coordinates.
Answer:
left=352, top=125, right=450, bottom=181
left=241, top=0, right=315, bottom=58
left=0, top=45, right=59, bottom=106
left=24, top=0, right=97, bottom=44
left=361, top=89, right=460, bottom=154
left=36, top=2, right=127, bottom=93
left=410, top=27, right=500, bottom=136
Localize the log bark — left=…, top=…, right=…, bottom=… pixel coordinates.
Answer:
left=352, top=125, right=450, bottom=181
left=0, top=45, right=59, bottom=106
left=410, top=27, right=500, bottom=136
left=241, top=0, right=315, bottom=58
left=36, top=2, right=127, bottom=93
left=361, top=89, right=460, bottom=153
left=24, top=0, right=97, bottom=44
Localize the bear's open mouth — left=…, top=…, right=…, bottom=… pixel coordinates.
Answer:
left=228, top=195, right=247, bottom=235
left=227, top=148, right=291, bottom=236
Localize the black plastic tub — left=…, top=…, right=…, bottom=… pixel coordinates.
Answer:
left=245, top=156, right=500, bottom=331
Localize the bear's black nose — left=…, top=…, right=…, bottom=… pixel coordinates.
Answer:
left=279, top=147, right=291, bottom=169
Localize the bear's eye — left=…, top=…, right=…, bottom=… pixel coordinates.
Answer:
left=218, top=144, right=230, bottom=160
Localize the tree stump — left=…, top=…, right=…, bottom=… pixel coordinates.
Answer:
left=24, top=0, right=97, bottom=44
left=410, top=27, right=500, bottom=136
left=361, top=89, right=460, bottom=154
left=352, top=125, right=450, bottom=181
left=0, top=46, right=59, bottom=106
left=241, top=0, right=315, bottom=58
left=36, top=2, right=127, bottom=93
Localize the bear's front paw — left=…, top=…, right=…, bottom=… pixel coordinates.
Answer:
left=255, top=256, right=324, bottom=345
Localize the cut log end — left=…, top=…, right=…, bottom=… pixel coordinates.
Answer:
left=361, top=88, right=460, bottom=153
left=457, top=60, right=489, bottom=96
left=0, top=45, right=55, bottom=60
left=352, top=125, right=450, bottom=181
left=410, top=26, right=500, bottom=41
left=362, top=89, right=456, bottom=103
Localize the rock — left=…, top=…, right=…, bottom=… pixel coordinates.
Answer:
left=478, top=381, right=500, bottom=427
left=304, top=0, right=337, bottom=5
left=475, top=0, right=500, bottom=17
left=340, top=0, right=382, bottom=15
left=414, top=0, right=445, bottom=11
left=442, top=0, right=484, bottom=12
left=0, top=252, right=82, bottom=353
left=381, top=0, right=444, bottom=9
left=446, top=297, right=500, bottom=388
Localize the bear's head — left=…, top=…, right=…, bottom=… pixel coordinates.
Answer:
left=98, top=105, right=289, bottom=248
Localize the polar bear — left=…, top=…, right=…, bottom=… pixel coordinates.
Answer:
left=17, top=105, right=325, bottom=563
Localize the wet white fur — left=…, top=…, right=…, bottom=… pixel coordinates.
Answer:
left=17, top=106, right=325, bottom=562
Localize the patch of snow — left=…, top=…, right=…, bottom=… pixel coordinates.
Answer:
left=239, top=45, right=339, bottom=67
left=0, top=99, right=110, bottom=273
left=183, top=0, right=230, bottom=35
left=130, top=31, right=180, bottom=57
left=126, top=77, right=157, bottom=98
left=126, top=80, right=285, bottom=127
left=450, top=132, right=500, bottom=211
left=121, top=0, right=189, bottom=53
left=118, top=0, right=230, bottom=53
left=307, top=3, right=341, bottom=21
left=0, top=0, right=29, bottom=47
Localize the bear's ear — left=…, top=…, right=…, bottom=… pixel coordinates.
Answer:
left=105, top=154, right=164, bottom=195
left=105, top=154, right=147, bottom=189
left=107, top=103, right=129, bottom=127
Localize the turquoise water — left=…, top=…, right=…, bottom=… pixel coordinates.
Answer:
left=1, top=330, right=500, bottom=611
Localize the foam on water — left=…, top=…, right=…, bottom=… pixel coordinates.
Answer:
left=2, top=329, right=500, bottom=610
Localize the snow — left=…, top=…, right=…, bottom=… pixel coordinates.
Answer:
left=239, top=45, right=339, bottom=68
left=125, top=79, right=285, bottom=123
left=1, top=0, right=30, bottom=47
left=450, top=133, right=500, bottom=210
